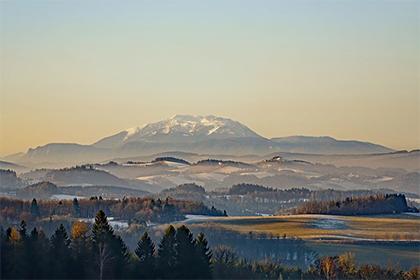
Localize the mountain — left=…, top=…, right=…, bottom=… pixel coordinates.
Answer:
left=5, top=115, right=396, bottom=166
left=270, top=136, right=393, bottom=155
left=25, top=143, right=113, bottom=164
left=93, top=115, right=263, bottom=148
left=0, top=160, right=28, bottom=173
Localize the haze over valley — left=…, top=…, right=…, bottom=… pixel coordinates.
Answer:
left=1, top=1, right=419, bottom=279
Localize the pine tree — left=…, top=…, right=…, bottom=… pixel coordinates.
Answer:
left=157, top=225, right=177, bottom=279
left=14, top=221, right=30, bottom=278
left=25, top=227, right=49, bottom=279
left=112, top=235, right=130, bottom=278
left=71, top=221, right=91, bottom=279
left=135, top=232, right=156, bottom=278
left=92, top=210, right=114, bottom=280
left=175, top=225, right=197, bottom=278
left=72, top=198, right=81, bottom=217
left=0, top=227, right=16, bottom=279
left=91, top=210, right=128, bottom=279
left=18, top=220, right=27, bottom=239
left=30, top=198, right=40, bottom=218
left=195, top=232, right=212, bottom=279
left=50, top=224, right=73, bottom=279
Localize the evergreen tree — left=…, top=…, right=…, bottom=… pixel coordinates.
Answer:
left=175, top=225, right=197, bottom=278
left=112, top=235, right=130, bottom=278
left=31, top=198, right=40, bottom=218
left=135, top=232, right=156, bottom=278
left=25, top=228, right=49, bottom=279
left=72, top=198, right=81, bottom=217
left=92, top=210, right=114, bottom=280
left=14, top=221, right=30, bottom=278
left=157, top=225, right=177, bottom=279
left=71, top=221, right=91, bottom=279
left=50, top=224, right=73, bottom=279
left=18, top=220, right=27, bottom=239
left=0, top=227, right=16, bottom=279
left=195, top=232, right=212, bottom=279
left=91, top=210, right=128, bottom=279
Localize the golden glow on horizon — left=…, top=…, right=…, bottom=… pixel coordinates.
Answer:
left=0, top=1, right=419, bottom=156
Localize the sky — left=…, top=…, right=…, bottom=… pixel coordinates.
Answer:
left=0, top=0, right=419, bottom=156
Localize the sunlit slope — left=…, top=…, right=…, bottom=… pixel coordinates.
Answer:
left=185, top=214, right=420, bottom=241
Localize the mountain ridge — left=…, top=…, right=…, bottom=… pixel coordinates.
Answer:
left=93, top=115, right=263, bottom=148
left=3, top=115, right=396, bottom=165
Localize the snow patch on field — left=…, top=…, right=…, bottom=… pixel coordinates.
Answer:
left=241, top=171, right=274, bottom=178
left=217, top=166, right=243, bottom=174
left=191, top=173, right=227, bottom=182
left=407, top=198, right=420, bottom=204
left=51, top=194, right=85, bottom=200
left=79, top=217, right=129, bottom=229
left=368, top=176, right=393, bottom=183
left=310, top=218, right=347, bottom=230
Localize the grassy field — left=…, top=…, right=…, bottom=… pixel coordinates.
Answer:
left=186, top=214, right=420, bottom=241
left=182, top=214, right=420, bottom=269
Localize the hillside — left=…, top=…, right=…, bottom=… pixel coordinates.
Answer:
left=293, top=194, right=418, bottom=215
left=16, top=181, right=59, bottom=199
left=0, top=169, right=23, bottom=189
left=0, top=161, right=28, bottom=173
left=0, top=196, right=226, bottom=224
left=271, top=136, right=393, bottom=154
left=43, top=165, right=130, bottom=186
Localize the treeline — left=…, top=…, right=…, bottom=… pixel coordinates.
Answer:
left=194, top=159, right=253, bottom=168
left=229, top=183, right=274, bottom=195
left=206, top=183, right=408, bottom=215
left=292, top=194, right=418, bottom=215
left=1, top=211, right=419, bottom=280
left=0, top=196, right=226, bottom=225
left=0, top=169, right=23, bottom=189
left=226, top=183, right=414, bottom=202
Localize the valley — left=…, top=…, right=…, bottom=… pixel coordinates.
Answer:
left=1, top=115, right=419, bottom=276
left=179, top=214, right=420, bottom=269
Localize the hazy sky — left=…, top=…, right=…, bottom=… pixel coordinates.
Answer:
left=1, top=0, right=419, bottom=156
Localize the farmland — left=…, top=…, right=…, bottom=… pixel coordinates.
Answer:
left=185, top=214, right=420, bottom=241
left=181, top=214, right=420, bottom=269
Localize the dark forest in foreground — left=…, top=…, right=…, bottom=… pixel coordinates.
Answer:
left=1, top=210, right=419, bottom=280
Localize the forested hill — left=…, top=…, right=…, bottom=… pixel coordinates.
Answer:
left=292, top=194, right=418, bottom=216
left=0, top=196, right=226, bottom=225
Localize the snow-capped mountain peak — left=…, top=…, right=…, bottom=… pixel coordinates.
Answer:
left=94, top=115, right=263, bottom=148
left=126, top=115, right=261, bottom=140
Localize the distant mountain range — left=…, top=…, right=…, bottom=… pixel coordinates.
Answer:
left=3, top=115, right=395, bottom=165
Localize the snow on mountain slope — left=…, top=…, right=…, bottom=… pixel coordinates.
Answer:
left=94, top=115, right=263, bottom=148
left=10, top=115, right=400, bottom=166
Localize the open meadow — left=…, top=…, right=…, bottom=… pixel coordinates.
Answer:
left=185, top=214, right=420, bottom=241
left=181, top=214, right=420, bottom=269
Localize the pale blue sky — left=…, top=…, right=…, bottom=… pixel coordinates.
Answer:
left=1, top=0, right=419, bottom=155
